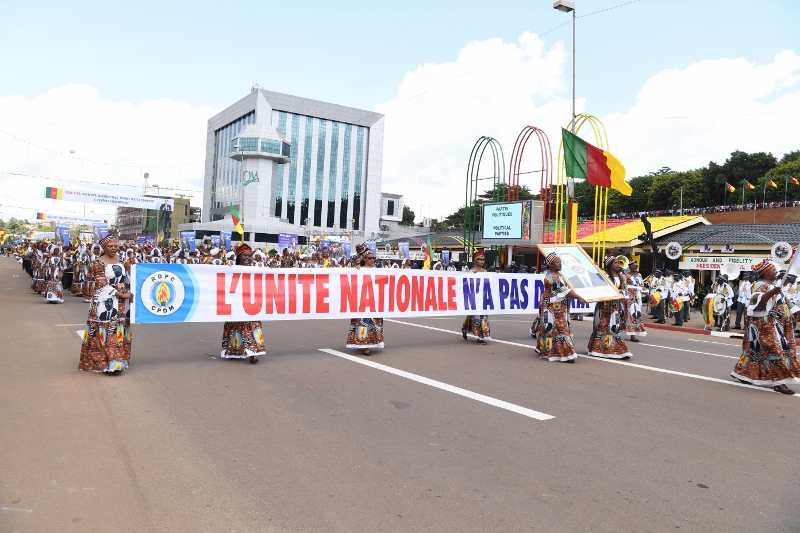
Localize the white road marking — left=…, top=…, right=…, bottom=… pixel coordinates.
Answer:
left=688, top=338, right=742, bottom=347
left=1, top=507, right=33, bottom=512
left=319, top=348, right=555, bottom=421
left=384, top=319, right=800, bottom=397
left=639, top=343, right=738, bottom=359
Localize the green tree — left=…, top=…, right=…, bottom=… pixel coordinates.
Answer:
left=401, top=205, right=415, bottom=226
left=607, top=174, right=654, bottom=215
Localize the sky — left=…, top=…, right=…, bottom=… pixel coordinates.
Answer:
left=0, top=0, right=798, bottom=224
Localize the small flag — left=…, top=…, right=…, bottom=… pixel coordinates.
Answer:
left=36, top=212, right=46, bottom=220
left=423, top=235, right=432, bottom=270
left=230, top=204, right=244, bottom=235
left=768, top=178, right=778, bottom=188
left=45, top=187, right=63, bottom=199
left=745, top=180, right=755, bottom=190
left=791, top=175, right=799, bottom=185
left=726, top=183, right=736, bottom=192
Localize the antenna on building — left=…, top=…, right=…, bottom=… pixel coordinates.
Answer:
left=251, top=83, right=260, bottom=92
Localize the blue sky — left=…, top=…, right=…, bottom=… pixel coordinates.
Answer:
left=0, top=0, right=798, bottom=221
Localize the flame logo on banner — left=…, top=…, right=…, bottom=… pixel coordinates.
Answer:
left=155, top=282, right=171, bottom=306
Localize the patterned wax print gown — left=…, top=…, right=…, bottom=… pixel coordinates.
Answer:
left=587, top=275, right=632, bottom=359
left=79, top=260, right=132, bottom=373
left=533, top=271, right=577, bottom=362
left=44, top=257, right=64, bottom=303
left=221, top=263, right=267, bottom=359
left=70, top=260, right=84, bottom=296
left=731, top=281, right=800, bottom=386
left=624, top=272, right=646, bottom=337
left=346, top=266, right=385, bottom=350
left=462, top=268, right=491, bottom=341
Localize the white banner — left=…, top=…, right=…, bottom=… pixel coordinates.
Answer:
left=679, top=255, right=787, bottom=271
left=30, top=231, right=55, bottom=240
left=131, top=264, right=594, bottom=324
left=45, top=214, right=106, bottom=224
left=46, top=187, right=174, bottom=210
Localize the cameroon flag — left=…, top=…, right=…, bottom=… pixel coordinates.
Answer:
left=790, top=175, right=799, bottom=185
left=230, top=204, right=244, bottom=235
left=423, top=235, right=432, bottom=270
left=561, top=128, right=631, bottom=196
left=726, top=183, right=736, bottom=193
left=45, top=187, right=63, bottom=199
left=768, top=178, right=778, bottom=188
left=745, top=180, right=755, bottom=190
left=36, top=212, right=46, bottom=220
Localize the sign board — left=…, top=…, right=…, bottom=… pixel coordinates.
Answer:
left=480, top=200, right=544, bottom=245
left=679, top=255, right=788, bottom=271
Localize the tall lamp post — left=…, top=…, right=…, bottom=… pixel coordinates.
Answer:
left=553, top=0, right=576, bottom=132
left=152, top=183, right=160, bottom=244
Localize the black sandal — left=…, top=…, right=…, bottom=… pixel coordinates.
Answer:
left=774, top=385, right=795, bottom=395
left=249, top=355, right=259, bottom=364
left=362, top=348, right=371, bottom=356
left=462, top=331, right=468, bottom=341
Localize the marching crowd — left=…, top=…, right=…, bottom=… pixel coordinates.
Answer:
left=10, top=236, right=800, bottom=395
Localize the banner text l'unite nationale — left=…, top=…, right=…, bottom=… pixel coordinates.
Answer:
left=131, top=264, right=594, bottom=324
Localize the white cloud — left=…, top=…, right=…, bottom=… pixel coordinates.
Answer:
left=378, top=36, right=800, bottom=222
left=605, top=51, right=800, bottom=178
left=377, top=31, right=576, bottom=222
left=0, top=84, right=215, bottom=221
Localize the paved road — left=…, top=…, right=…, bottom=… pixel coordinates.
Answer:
left=1, top=257, right=799, bottom=532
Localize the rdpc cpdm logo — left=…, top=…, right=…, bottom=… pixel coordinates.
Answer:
left=140, top=270, right=186, bottom=316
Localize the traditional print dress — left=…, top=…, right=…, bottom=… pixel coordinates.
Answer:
left=82, top=257, right=96, bottom=303
left=587, top=275, right=632, bottom=359
left=70, top=258, right=84, bottom=295
left=79, top=260, right=131, bottom=373
left=44, top=257, right=64, bottom=303
left=624, top=272, right=647, bottom=337
left=462, top=268, right=491, bottom=342
left=533, top=271, right=577, bottom=362
left=346, top=318, right=385, bottom=350
left=220, top=263, right=266, bottom=360
left=731, top=281, right=800, bottom=386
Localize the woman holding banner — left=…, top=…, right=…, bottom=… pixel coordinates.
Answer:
left=586, top=256, right=632, bottom=360
left=346, top=245, right=384, bottom=356
left=462, top=251, right=491, bottom=345
left=533, top=252, right=587, bottom=362
left=220, top=243, right=266, bottom=364
left=78, top=235, right=133, bottom=374
left=731, top=258, right=800, bottom=394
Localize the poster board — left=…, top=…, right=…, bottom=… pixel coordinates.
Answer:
left=536, top=244, right=624, bottom=303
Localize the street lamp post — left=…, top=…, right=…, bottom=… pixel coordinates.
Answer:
left=152, top=183, right=160, bottom=244
left=553, top=0, right=576, bottom=132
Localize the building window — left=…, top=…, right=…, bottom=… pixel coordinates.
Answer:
left=261, top=139, right=281, bottom=154
left=387, top=200, right=394, bottom=216
left=239, top=137, right=258, bottom=151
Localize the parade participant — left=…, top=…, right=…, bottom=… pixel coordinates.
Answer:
left=220, top=243, right=266, bottom=364
left=44, top=247, right=65, bottom=303
left=733, top=271, right=752, bottom=329
left=711, top=273, right=734, bottom=331
left=682, top=270, right=695, bottom=323
left=78, top=235, right=133, bottom=374
left=462, top=251, right=491, bottom=344
left=346, top=246, right=384, bottom=356
left=624, top=260, right=646, bottom=341
left=533, top=252, right=587, bottom=362
left=731, top=259, right=800, bottom=394
left=670, top=272, right=686, bottom=326
left=587, top=256, right=632, bottom=359
left=649, top=268, right=668, bottom=324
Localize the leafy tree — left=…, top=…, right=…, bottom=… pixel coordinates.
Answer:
left=401, top=205, right=415, bottom=226
left=0, top=219, right=4, bottom=228
left=607, top=174, right=653, bottom=215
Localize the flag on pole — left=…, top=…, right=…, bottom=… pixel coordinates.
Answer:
left=768, top=178, right=778, bottom=188
left=726, top=183, right=736, bottom=192
left=45, top=187, right=63, bottom=199
left=230, top=204, right=244, bottom=235
left=423, top=235, right=432, bottom=270
left=791, top=175, right=799, bottom=185
left=561, top=128, right=631, bottom=196
left=745, top=180, right=755, bottom=190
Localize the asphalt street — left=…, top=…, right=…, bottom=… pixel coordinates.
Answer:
left=1, top=257, right=799, bottom=532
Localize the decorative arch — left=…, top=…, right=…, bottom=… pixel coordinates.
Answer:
left=464, top=136, right=506, bottom=259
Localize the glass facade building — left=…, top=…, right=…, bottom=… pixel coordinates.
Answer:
left=203, top=89, right=384, bottom=237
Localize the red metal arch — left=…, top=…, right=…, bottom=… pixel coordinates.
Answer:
left=508, top=126, right=554, bottom=244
